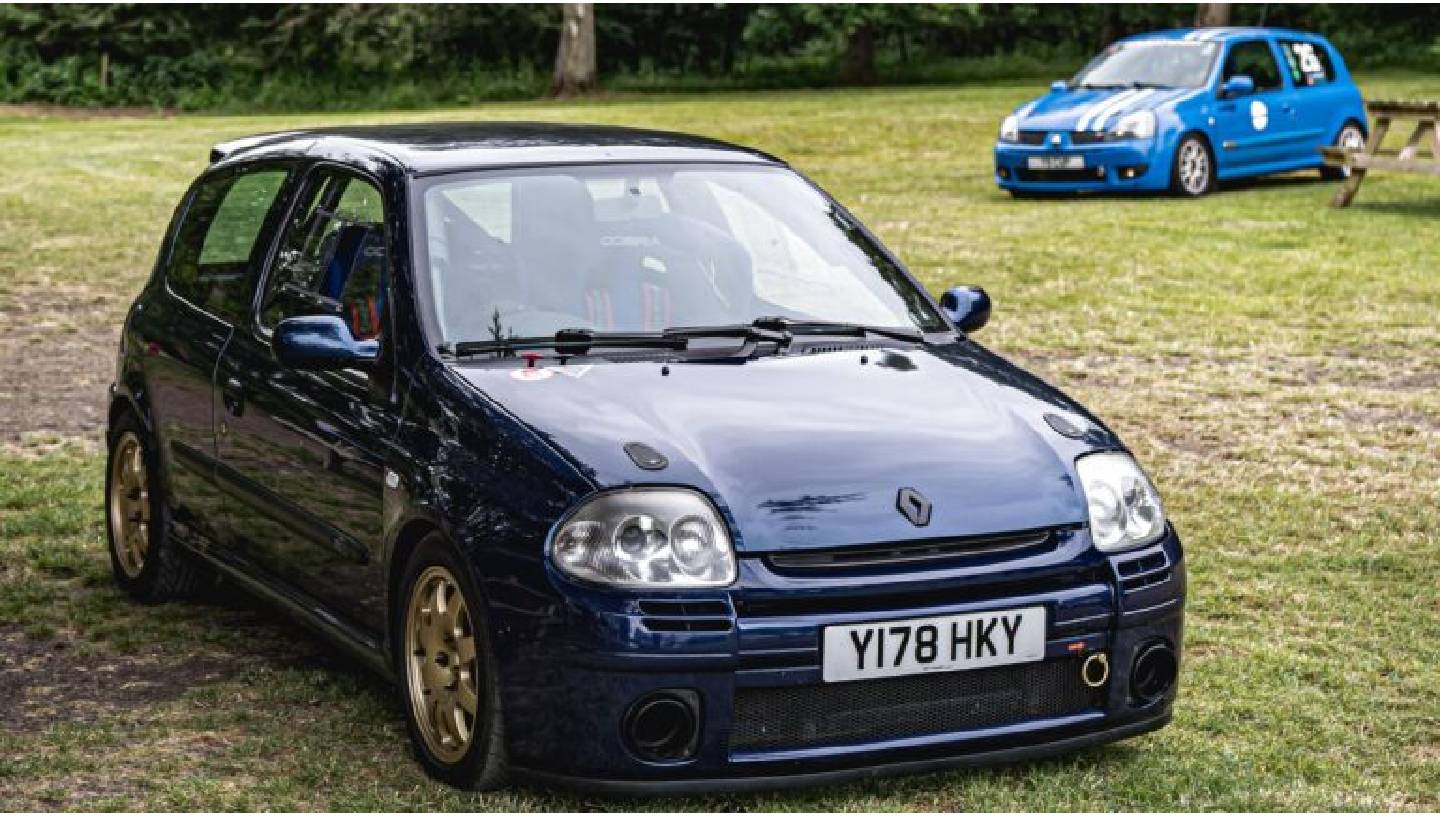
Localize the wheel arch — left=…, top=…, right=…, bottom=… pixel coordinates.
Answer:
left=385, top=516, right=444, bottom=661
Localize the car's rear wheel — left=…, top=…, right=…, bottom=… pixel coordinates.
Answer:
left=1170, top=134, right=1214, bottom=197
left=397, top=535, right=507, bottom=789
left=1321, top=122, right=1366, bottom=180
left=105, top=413, right=210, bottom=602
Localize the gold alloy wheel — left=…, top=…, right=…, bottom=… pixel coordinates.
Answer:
left=108, top=432, right=151, bottom=578
left=405, top=565, right=481, bottom=763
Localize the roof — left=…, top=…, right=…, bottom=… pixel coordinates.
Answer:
left=209, top=122, right=782, bottom=175
left=1119, top=27, right=1328, bottom=45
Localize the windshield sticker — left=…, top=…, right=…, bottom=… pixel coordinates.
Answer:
left=1250, top=100, right=1269, bottom=131
left=511, top=367, right=555, bottom=381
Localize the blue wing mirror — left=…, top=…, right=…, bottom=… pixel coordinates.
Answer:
left=1050, top=79, right=1068, bottom=93
left=939, top=286, right=992, bottom=333
left=272, top=315, right=379, bottom=370
left=1221, top=74, right=1255, bottom=98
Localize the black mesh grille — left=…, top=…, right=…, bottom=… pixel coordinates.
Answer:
left=1015, top=130, right=1049, bottom=145
left=1016, top=167, right=1107, bottom=183
left=730, top=657, right=1101, bottom=752
left=1070, top=130, right=1109, bottom=145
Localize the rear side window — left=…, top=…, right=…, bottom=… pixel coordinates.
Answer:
left=1223, top=40, right=1283, bottom=92
left=1280, top=40, right=1335, bottom=87
left=167, top=168, right=289, bottom=321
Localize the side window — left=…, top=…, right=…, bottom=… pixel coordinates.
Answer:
left=1223, top=40, right=1283, bottom=92
left=260, top=170, right=389, bottom=343
left=1280, top=40, right=1334, bottom=87
left=167, top=168, right=288, bottom=321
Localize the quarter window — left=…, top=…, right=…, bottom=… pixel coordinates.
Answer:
left=1223, top=40, right=1283, bottom=92
left=167, top=168, right=288, bottom=321
left=1280, top=40, right=1335, bottom=87
left=261, top=170, right=389, bottom=343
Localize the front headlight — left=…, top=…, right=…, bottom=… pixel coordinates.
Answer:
left=1076, top=452, right=1166, bottom=552
left=999, top=114, right=1021, bottom=143
left=1109, top=110, right=1157, bottom=140
left=550, top=488, right=737, bottom=588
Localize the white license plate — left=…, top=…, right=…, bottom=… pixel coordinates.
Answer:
left=822, top=606, right=1046, bottom=683
left=1027, top=155, right=1084, bottom=170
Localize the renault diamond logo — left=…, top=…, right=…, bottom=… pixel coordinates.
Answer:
left=896, top=487, right=932, bottom=527
left=1049, top=133, right=1062, bottom=146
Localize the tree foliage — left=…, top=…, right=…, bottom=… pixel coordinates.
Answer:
left=0, top=3, right=1436, bottom=110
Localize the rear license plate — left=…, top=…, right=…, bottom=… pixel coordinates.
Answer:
left=1026, top=155, right=1084, bottom=170
left=822, top=606, right=1046, bottom=683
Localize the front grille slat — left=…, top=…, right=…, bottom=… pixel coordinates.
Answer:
left=730, top=657, right=1101, bottom=752
left=1113, top=549, right=1172, bottom=593
left=765, top=529, right=1057, bottom=575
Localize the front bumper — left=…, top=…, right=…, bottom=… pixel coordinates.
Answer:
left=495, top=526, right=1185, bottom=791
left=995, top=137, right=1170, bottom=192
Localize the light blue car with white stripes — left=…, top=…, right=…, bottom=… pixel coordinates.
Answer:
left=994, top=27, right=1366, bottom=197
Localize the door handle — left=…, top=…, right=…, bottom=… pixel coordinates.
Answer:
left=1280, top=104, right=1296, bottom=114
left=222, top=376, right=245, bottom=418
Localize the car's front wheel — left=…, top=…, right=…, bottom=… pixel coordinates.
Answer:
left=396, top=534, right=507, bottom=789
left=1321, top=122, right=1366, bottom=180
left=105, top=413, right=209, bottom=602
left=1170, top=134, right=1215, bottom=197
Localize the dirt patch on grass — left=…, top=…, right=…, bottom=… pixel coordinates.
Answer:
left=0, top=625, right=249, bottom=730
left=0, top=283, right=123, bottom=451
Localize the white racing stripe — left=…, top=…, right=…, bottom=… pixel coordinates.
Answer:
left=1081, top=88, right=1150, bottom=132
left=1077, top=88, right=1138, bottom=132
left=1092, top=88, right=1154, bottom=131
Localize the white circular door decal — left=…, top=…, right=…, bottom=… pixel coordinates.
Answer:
left=1250, top=100, right=1269, bottom=131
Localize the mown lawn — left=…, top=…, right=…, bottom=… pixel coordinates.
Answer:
left=1, top=74, right=1437, bottom=810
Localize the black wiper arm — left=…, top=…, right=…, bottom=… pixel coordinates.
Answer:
left=443, top=331, right=686, bottom=358
left=750, top=316, right=927, bottom=345
left=442, top=325, right=789, bottom=358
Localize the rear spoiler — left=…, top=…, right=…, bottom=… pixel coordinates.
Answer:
left=209, top=131, right=306, bottom=164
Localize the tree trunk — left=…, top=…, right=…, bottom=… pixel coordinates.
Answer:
left=839, top=22, right=877, bottom=85
left=1193, top=3, right=1231, bottom=27
left=548, top=3, right=596, bottom=99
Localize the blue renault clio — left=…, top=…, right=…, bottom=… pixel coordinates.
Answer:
left=107, top=124, right=1184, bottom=792
left=995, top=27, right=1366, bottom=196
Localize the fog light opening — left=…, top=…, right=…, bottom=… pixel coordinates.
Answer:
left=998, top=167, right=1011, bottom=179
left=623, top=691, right=700, bottom=762
left=1081, top=651, right=1110, bottom=688
left=1131, top=641, right=1178, bottom=704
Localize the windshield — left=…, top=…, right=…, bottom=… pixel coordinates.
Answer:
left=1071, top=41, right=1219, bottom=89
left=414, top=163, right=946, bottom=344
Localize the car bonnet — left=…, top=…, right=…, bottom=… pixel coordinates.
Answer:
left=452, top=343, right=1113, bottom=553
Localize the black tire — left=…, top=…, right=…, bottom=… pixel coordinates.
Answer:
left=1169, top=134, right=1215, bottom=197
left=1321, top=121, right=1366, bottom=181
left=105, top=412, right=211, bottom=602
left=395, top=534, right=508, bottom=790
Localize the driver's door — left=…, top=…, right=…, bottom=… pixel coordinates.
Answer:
left=213, top=165, right=398, bottom=638
left=1214, top=39, right=1300, bottom=172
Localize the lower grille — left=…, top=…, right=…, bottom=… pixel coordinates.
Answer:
left=1016, top=167, right=1107, bottom=183
left=730, top=657, right=1101, bottom=752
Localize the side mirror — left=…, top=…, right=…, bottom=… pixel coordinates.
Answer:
left=938, top=286, right=992, bottom=333
left=1050, top=79, right=1069, bottom=93
left=1221, top=74, right=1255, bottom=98
left=272, top=315, right=379, bottom=370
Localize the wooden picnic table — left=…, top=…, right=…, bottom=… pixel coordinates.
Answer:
left=1323, top=99, right=1440, bottom=207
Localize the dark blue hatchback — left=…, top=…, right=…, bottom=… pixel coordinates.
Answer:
left=106, top=123, right=1185, bottom=792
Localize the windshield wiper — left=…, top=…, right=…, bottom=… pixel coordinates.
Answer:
left=441, top=324, right=788, bottom=358
left=750, top=316, right=927, bottom=346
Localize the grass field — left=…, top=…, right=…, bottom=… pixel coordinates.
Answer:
left=1, top=74, right=1438, bottom=810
